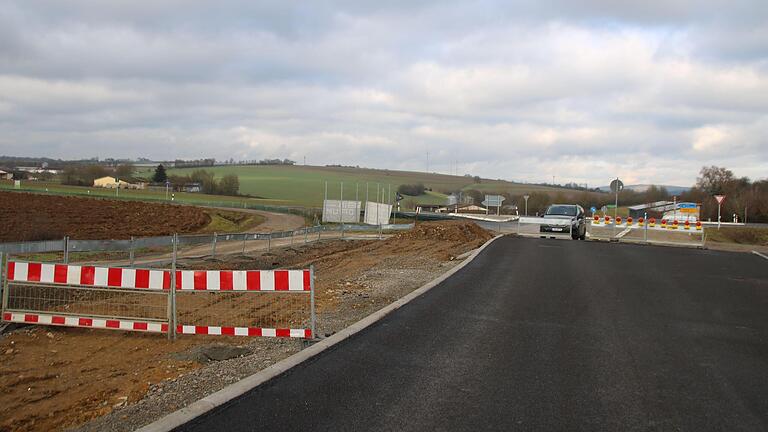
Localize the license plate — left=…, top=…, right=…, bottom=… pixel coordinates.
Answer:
left=551, top=227, right=563, bottom=232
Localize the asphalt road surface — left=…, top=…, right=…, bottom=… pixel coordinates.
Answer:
left=178, top=236, right=768, bottom=432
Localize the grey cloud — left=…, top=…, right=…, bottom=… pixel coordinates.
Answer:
left=0, top=0, right=766, bottom=185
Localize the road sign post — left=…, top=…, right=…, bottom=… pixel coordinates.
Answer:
left=482, top=195, right=505, bottom=216
left=714, top=195, right=726, bottom=229
left=523, top=195, right=530, bottom=216
left=610, top=178, right=623, bottom=237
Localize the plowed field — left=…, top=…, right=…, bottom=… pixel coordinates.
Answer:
left=0, top=191, right=210, bottom=241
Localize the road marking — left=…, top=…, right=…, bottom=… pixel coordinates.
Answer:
left=752, top=251, right=768, bottom=261
left=615, top=227, right=632, bottom=239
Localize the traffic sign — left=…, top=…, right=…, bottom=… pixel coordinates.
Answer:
left=610, top=179, right=624, bottom=193
left=714, top=195, right=726, bottom=204
left=482, top=195, right=505, bottom=207
left=590, top=206, right=597, bottom=213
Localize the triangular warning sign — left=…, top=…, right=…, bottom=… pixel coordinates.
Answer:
left=714, top=195, right=726, bottom=204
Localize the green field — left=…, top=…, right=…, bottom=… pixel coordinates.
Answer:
left=140, top=164, right=566, bottom=208
left=0, top=181, right=259, bottom=207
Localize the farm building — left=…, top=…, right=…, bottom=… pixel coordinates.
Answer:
left=93, top=176, right=143, bottom=189
left=0, top=170, right=12, bottom=180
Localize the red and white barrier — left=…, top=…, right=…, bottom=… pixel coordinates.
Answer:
left=174, top=269, right=311, bottom=291
left=176, top=325, right=311, bottom=338
left=2, top=312, right=168, bottom=333
left=3, top=261, right=314, bottom=339
left=7, top=262, right=170, bottom=290
left=6, top=262, right=311, bottom=292
left=589, top=218, right=704, bottom=232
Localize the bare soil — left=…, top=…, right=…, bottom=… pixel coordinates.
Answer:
left=0, top=221, right=492, bottom=432
left=0, top=191, right=210, bottom=241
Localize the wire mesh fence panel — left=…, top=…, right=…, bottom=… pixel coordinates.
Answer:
left=171, top=268, right=314, bottom=338
left=175, top=291, right=311, bottom=337
left=6, top=283, right=167, bottom=321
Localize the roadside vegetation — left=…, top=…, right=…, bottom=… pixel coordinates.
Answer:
left=705, top=227, right=768, bottom=246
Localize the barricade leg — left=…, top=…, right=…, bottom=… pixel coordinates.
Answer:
left=0, top=252, right=6, bottom=314
left=169, top=234, right=178, bottom=341
left=310, top=265, right=316, bottom=339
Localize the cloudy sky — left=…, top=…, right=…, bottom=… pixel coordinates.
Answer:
left=1, top=1, right=766, bottom=186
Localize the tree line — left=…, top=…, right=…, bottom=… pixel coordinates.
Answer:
left=409, top=166, right=767, bottom=221
left=153, top=165, right=240, bottom=196
left=61, top=163, right=136, bottom=186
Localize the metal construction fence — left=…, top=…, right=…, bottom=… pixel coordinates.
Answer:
left=0, top=223, right=415, bottom=261
left=0, top=256, right=316, bottom=340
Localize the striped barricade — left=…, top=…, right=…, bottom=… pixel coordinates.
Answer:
left=173, top=268, right=315, bottom=339
left=1, top=261, right=315, bottom=339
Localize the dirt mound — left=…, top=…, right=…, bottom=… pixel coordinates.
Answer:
left=392, top=220, right=493, bottom=243
left=0, top=191, right=211, bottom=241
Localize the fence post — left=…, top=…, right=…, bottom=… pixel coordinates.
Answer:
left=129, top=236, right=135, bottom=266
left=267, top=233, right=271, bottom=252
left=168, top=234, right=178, bottom=341
left=211, top=232, right=217, bottom=258
left=1, top=253, right=9, bottom=315
left=318, top=226, right=321, bottom=242
left=378, top=224, right=382, bottom=240
left=0, top=252, right=5, bottom=316
left=304, top=228, right=308, bottom=244
left=290, top=230, right=294, bottom=246
left=242, top=234, right=247, bottom=254
left=310, top=265, right=316, bottom=340
left=63, top=236, right=69, bottom=264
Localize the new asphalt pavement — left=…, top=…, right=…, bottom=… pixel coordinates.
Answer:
left=177, top=236, right=768, bottom=431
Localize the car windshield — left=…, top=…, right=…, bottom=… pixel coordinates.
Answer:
left=546, top=205, right=577, bottom=216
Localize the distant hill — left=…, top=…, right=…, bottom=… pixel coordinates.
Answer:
left=144, top=164, right=582, bottom=207
left=597, top=184, right=690, bottom=195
